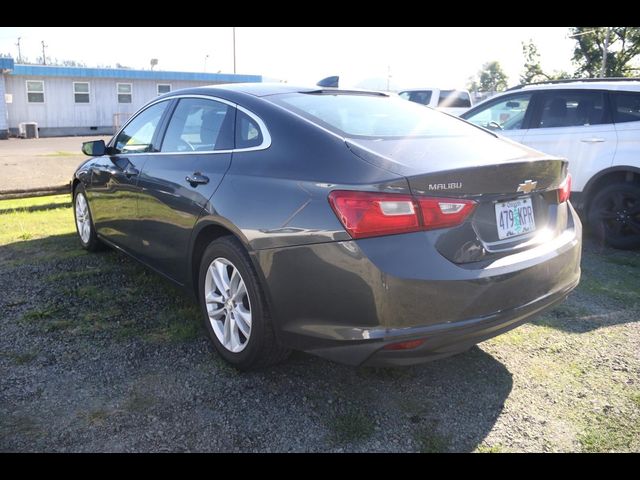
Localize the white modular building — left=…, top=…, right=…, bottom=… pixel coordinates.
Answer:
left=0, top=57, right=262, bottom=139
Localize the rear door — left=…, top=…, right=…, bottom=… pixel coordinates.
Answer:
left=520, top=89, right=617, bottom=192
left=610, top=90, right=640, bottom=168
left=462, top=91, right=536, bottom=142
left=88, top=100, right=171, bottom=253
left=135, top=96, right=236, bottom=284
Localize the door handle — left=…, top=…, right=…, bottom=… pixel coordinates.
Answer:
left=580, top=137, right=605, bottom=143
left=124, top=165, right=139, bottom=177
left=186, top=172, right=210, bottom=186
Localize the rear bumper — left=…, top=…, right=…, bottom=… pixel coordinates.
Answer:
left=254, top=204, right=582, bottom=366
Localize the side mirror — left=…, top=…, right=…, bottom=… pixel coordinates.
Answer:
left=82, top=140, right=106, bottom=156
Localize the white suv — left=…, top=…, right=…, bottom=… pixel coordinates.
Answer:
left=398, top=88, right=473, bottom=116
left=461, top=79, right=640, bottom=249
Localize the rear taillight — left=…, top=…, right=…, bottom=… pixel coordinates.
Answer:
left=558, top=173, right=572, bottom=203
left=328, top=190, right=476, bottom=239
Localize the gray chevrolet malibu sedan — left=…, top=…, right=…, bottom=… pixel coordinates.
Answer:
left=72, top=83, right=582, bottom=370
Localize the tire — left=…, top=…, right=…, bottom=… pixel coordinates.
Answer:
left=73, top=184, right=102, bottom=252
left=587, top=182, right=640, bottom=250
left=197, top=236, right=290, bottom=370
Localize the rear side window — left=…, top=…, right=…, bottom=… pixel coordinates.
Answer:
left=612, top=92, right=640, bottom=124
left=399, top=90, right=433, bottom=106
left=537, top=91, right=607, bottom=128
left=161, top=98, right=235, bottom=152
left=438, top=90, right=471, bottom=108
left=235, top=110, right=263, bottom=149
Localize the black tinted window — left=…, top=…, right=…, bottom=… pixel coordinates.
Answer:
left=438, top=90, right=472, bottom=108
left=235, top=110, right=263, bottom=149
left=114, top=101, right=169, bottom=154
left=537, top=91, right=606, bottom=128
left=399, top=90, right=433, bottom=105
left=161, top=98, right=234, bottom=152
left=612, top=92, right=640, bottom=124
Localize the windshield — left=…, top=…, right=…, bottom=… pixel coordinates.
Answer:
left=272, top=92, right=489, bottom=139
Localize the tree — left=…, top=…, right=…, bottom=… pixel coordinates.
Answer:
left=468, top=61, right=509, bottom=93
left=521, top=41, right=549, bottom=84
left=520, top=41, right=574, bottom=84
left=571, top=27, right=640, bottom=77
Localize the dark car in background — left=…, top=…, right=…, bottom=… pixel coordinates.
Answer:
left=72, top=83, right=582, bottom=370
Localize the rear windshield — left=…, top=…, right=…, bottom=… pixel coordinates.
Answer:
left=272, top=92, right=487, bottom=139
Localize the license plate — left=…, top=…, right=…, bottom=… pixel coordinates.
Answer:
left=495, top=197, right=536, bottom=240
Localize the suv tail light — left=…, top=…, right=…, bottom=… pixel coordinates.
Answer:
left=558, top=173, right=571, bottom=203
left=328, top=190, right=476, bottom=239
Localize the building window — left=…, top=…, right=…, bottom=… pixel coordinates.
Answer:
left=157, top=84, right=171, bottom=95
left=74, top=82, right=90, bottom=103
left=26, top=80, right=44, bottom=103
left=117, top=83, right=132, bottom=103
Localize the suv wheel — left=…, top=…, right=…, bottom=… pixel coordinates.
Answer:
left=588, top=182, right=640, bottom=249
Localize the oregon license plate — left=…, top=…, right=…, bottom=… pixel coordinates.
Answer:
left=495, top=197, right=536, bottom=240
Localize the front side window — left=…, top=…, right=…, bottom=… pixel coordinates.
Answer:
left=26, top=80, right=44, bottom=103
left=157, top=84, right=171, bottom=95
left=74, top=82, right=90, bottom=103
left=438, top=90, right=471, bottom=108
left=161, top=98, right=234, bottom=152
left=537, top=91, right=606, bottom=128
left=274, top=93, right=486, bottom=138
left=117, top=83, right=132, bottom=104
left=464, top=93, right=533, bottom=131
left=114, top=101, right=168, bottom=154
left=612, top=91, right=640, bottom=124
left=398, top=90, right=433, bottom=106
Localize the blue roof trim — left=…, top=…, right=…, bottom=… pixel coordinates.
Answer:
left=8, top=64, right=261, bottom=83
left=0, top=57, right=15, bottom=71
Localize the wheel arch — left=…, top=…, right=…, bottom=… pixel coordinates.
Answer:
left=188, top=217, right=283, bottom=342
left=581, top=166, right=640, bottom=215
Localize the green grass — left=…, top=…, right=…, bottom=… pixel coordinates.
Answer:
left=141, top=303, right=202, bottom=343
left=630, top=391, right=640, bottom=410
left=328, top=410, right=375, bottom=444
left=476, top=444, right=504, bottom=453
left=125, top=391, right=156, bottom=413
left=81, top=408, right=110, bottom=426
left=39, top=151, right=82, bottom=157
left=13, top=352, right=37, bottom=365
left=21, top=305, right=61, bottom=321
left=578, top=413, right=640, bottom=452
left=415, top=428, right=449, bottom=453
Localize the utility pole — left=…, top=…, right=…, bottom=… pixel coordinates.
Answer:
left=232, top=27, right=236, bottom=74
left=601, top=27, right=611, bottom=78
left=386, top=65, right=392, bottom=91
left=16, top=37, right=22, bottom=63
left=41, top=41, right=47, bottom=65
left=204, top=54, right=210, bottom=72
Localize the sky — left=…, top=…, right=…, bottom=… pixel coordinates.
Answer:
left=0, top=27, right=577, bottom=90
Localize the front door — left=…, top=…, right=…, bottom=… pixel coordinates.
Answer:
left=136, top=97, right=236, bottom=284
left=88, top=100, right=171, bottom=253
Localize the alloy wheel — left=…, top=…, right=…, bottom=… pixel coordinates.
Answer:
left=204, top=257, right=252, bottom=353
left=75, top=192, right=91, bottom=244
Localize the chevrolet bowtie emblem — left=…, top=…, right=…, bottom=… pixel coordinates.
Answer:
left=517, top=180, right=537, bottom=194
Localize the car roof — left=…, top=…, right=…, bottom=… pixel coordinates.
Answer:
left=509, top=79, right=640, bottom=92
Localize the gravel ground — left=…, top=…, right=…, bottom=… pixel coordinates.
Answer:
left=0, top=199, right=639, bottom=452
